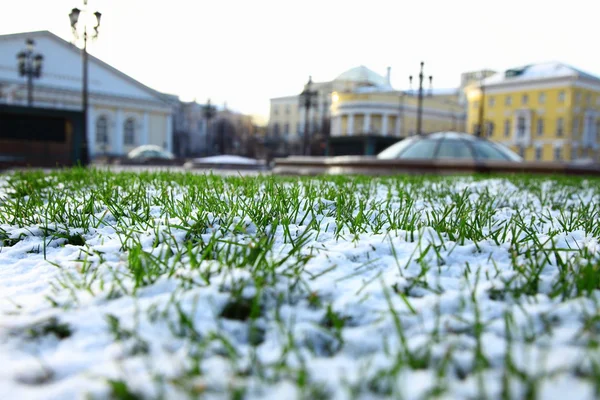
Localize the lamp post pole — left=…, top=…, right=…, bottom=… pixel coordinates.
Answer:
left=476, top=72, right=486, bottom=137
left=69, top=1, right=101, bottom=164
left=16, top=39, right=44, bottom=107
left=409, top=62, right=432, bottom=136
left=300, top=76, right=318, bottom=156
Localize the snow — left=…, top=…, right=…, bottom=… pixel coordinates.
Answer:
left=191, top=155, right=262, bottom=165
left=0, top=175, right=599, bottom=399
left=483, top=62, right=600, bottom=86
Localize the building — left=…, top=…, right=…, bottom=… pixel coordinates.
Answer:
left=0, top=30, right=175, bottom=159
left=173, top=100, right=264, bottom=158
left=269, top=65, right=467, bottom=156
left=465, top=62, right=600, bottom=162
left=459, top=69, right=496, bottom=106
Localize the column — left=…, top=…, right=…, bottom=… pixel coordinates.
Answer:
left=381, top=114, right=388, bottom=136
left=87, top=105, right=95, bottom=158
left=395, top=115, right=402, bottom=137
left=334, top=115, right=342, bottom=136
left=347, top=113, right=354, bottom=136
left=114, top=108, right=124, bottom=155
left=363, top=113, right=371, bottom=134
left=165, top=114, right=173, bottom=152
left=141, top=111, right=149, bottom=145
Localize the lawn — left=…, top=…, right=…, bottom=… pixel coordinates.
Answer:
left=0, top=169, right=599, bottom=399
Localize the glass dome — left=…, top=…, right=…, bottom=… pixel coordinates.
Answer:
left=377, top=132, right=523, bottom=162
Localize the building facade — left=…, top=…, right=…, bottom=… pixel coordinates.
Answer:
left=465, top=62, right=600, bottom=162
left=0, top=31, right=175, bottom=159
left=173, top=100, right=263, bottom=158
left=330, top=88, right=466, bottom=138
left=269, top=65, right=467, bottom=155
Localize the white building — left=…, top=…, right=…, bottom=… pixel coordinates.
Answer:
left=0, top=30, right=175, bottom=158
left=268, top=65, right=393, bottom=154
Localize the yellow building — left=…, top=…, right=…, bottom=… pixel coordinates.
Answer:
left=465, top=62, right=600, bottom=162
left=330, top=87, right=466, bottom=138
left=269, top=65, right=467, bottom=155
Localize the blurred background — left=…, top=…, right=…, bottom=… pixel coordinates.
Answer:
left=0, top=0, right=598, bottom=166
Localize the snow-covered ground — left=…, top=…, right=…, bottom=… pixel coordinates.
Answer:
left=192, top=155, right=262, bottom=165
left=0, top=171, right=599, bottom=399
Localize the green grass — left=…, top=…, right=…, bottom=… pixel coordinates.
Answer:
left=1, top=168, right=600, bottom=399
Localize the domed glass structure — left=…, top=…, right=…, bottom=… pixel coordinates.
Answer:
left=377, top=132, right=522, bottom=162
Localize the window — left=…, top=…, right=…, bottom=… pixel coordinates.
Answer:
left=558, top=91, right=565, bottom=103
left=505, top=96, right=512, bottom=106
left=488, top=97, right=495, bottom=107
left=586, top=94, right=591, bottom=105
left=536, top=118, right=544, bottom=136
left=285, top=105, right=290, bottom=114
left=571, top=147, right=578, bottom=160
left=283, top=123, right=289, bottom=135
left=124, top=118, right=135, bottom=146
left=517, top=116, right=526, bottom=137
left=573, top=117, right=579, bottom=137
left=522, top=94, right=529, bottom=105
left=556, top=117, right=564, bottom=136
left=585, top=116, right=594, bottom=144
left=272, top=123, right=280, bottom=137
left=539, top=92, right=546, bottom=104
left=597, top=120, right=600, bottom=142
left=535, top=147, right=542, bottom=161
left=518, top=146, right=525, bottom=158
left=554, top=147, right=562, bottom=161
left=504, top=119, right=511, bottom=137
left=273, top=106, right=278, bottom=115
left=486, top=122, right=494, bottom=137
left=575, top=92, right=581, bottom=104
left=96, top=116, right=108, bottom=144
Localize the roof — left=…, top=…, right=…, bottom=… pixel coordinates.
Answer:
left=334, top=65, right=391, bottom=89
left=483, top=62, right=600, bottom=86
left=0, top=30, right=176, bottom=105
left=403, top=88, right=459, bottom=96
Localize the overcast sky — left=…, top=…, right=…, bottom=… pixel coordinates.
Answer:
left=1, top=0, right=597, bottom=121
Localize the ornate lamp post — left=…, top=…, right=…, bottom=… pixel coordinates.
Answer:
left=16, top=39, right=44, bottom=107
left=299, top=76, right=318, bottom=156
left=203, top=99, right=216, bottom=155
left=69, top=1, right=101, bottom=163
left=409, top=62, right=433, bottom=136
left=476, top=71, right=486, bottom=137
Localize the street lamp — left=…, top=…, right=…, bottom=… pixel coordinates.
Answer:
left=476, top=71, right=486, bottom=137
left=16, top=39, right=44, bottom=106
left=203, top=98, right=216, bottom=155
left=408, top=62, right=433, bottom=136
left=299, top=76, right=318, bottom=156
left=69, top=0, right=101, bottom=163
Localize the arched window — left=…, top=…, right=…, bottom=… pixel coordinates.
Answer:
left=124, top=118, right=135, bottom=145
left=96, top=116, right=108, bottom=144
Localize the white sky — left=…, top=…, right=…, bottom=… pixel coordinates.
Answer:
left=1, top=0, right=597, bottom=121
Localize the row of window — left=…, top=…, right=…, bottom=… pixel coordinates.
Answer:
left=272, top=102, right=328, bottom=116
left=480, top=117, right=600, bottom=138
left=271, top=121, right=320, bottom=136
left=95, top=116, right=137, bottom=145
left=474, top=91, right=600, bottom=109
left=518, top=146, right=594, bottom=161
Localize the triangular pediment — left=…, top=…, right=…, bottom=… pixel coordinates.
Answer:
left=0, top=31, right=169, bottom=104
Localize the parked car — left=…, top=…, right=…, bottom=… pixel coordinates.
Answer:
left=127, top=145, right=175, bottom=160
